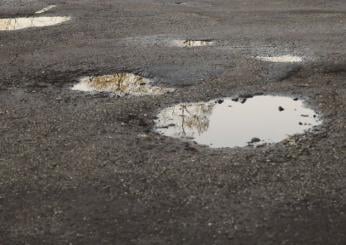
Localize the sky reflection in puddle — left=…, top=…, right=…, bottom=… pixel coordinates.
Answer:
left=155, top=95, right=321, bottom=148
left=0, top=16, right=70, bottom=31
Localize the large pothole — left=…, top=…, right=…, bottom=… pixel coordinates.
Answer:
left=72, top=73, right=175, bottom=96
left=154, top=95, right=321, bottom=148
left=0, top=16, right=71, bottom=31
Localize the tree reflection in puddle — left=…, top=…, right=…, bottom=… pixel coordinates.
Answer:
left=158, top=102, right=214, bottom=138
left=72, top=73, right=175, bottom=97
left=155, top=96, right=322, bottom=148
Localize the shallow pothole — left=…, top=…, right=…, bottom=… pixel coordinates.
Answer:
left=171, top=39, right=215, bottom=48
left=154, top=95, right=321, bottom=148
left=35, top=5, right=57, bottom=14
left=0, top=16, right=71, bottom=31
left=72, top=73, right=175, bottom=96
left=256, top=55, right=303, bottom=63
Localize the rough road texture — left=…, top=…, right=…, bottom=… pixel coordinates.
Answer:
left=0, top=0, right=345, bottom=244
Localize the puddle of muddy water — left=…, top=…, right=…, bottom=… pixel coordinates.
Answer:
left=0, top=16, right=70, bottom=31
left=154, top=95, right=321, bottom=148
left=256, top=55, right=303, bottom=63
left=35, top=5, right=57, bottom=14
left=72, top=73, right=175, bottom=96
left=171, top=40, right=215, bottom=48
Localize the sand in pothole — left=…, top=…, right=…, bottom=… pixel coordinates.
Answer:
left=154, top=95, right=321, bottom=148
left=0, top=16, right=70, bottom=31
left=256, top=55, right=303, bottom=63
left=72, top=73, right=175, bottom=96
left=35, top=5, right=57, bottom=14
left=171, top=40, right=215, bottom=48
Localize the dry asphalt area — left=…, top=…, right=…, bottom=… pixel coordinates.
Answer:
left=0, top=0, right=346, bottom=244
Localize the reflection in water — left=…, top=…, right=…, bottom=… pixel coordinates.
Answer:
left=158, top=102, right=214, bottom=137
left=155, top=95, right=322, bottom=148
left=0, top=16, right=71, bottom=31
left=256, top=55, right=303, bottom=63
left=35, top=5, right=57, bottom=14
left=171, top=40, right=214, bottom=48
left=72, top=73, right=175, bottom=96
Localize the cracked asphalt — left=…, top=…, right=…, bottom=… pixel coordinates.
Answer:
left=0, top=0, right=345, bottom=244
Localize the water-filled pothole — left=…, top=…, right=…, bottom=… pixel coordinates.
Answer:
left=171, top=39, right=215, bottom=48
left=256, top=55, right=303, bottom=63
left=154, top=95, right=321, bottom=148
left=35, top=5, right=57, bottom=14
left=0, top=16, right=70, bottom=31
left=72, top=73, right=175, bottom=96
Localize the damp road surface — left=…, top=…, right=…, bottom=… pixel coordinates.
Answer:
left=0, top=1, right=346, bottom=245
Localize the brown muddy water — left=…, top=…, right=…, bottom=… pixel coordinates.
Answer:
left=72, top=73, right=175, bottom=96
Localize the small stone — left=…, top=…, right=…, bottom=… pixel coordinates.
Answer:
left=216, top=99, right=224, bottom=104
left=278, top=106, right=284, bottom=111
left=249, top=137, right=261, bottom=144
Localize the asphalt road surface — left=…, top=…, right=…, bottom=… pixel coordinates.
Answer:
left=0, top=0, right=346, bottom=244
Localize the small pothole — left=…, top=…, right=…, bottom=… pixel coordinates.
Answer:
left=0, top=16, right=71, bottom=31
left=35, top=5, right=57, bottom=14
left=171, top=39, right=215, bottom=48
left=154, top=95, right=321, bottom=148
left=255, top=55, right=303, bottom=63
left=72, top=73, right=175, bottom=97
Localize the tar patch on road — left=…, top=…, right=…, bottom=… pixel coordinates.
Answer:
left=72, top=73, right=175, bottom=97
left=154, top=95, right=321, bottom=148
